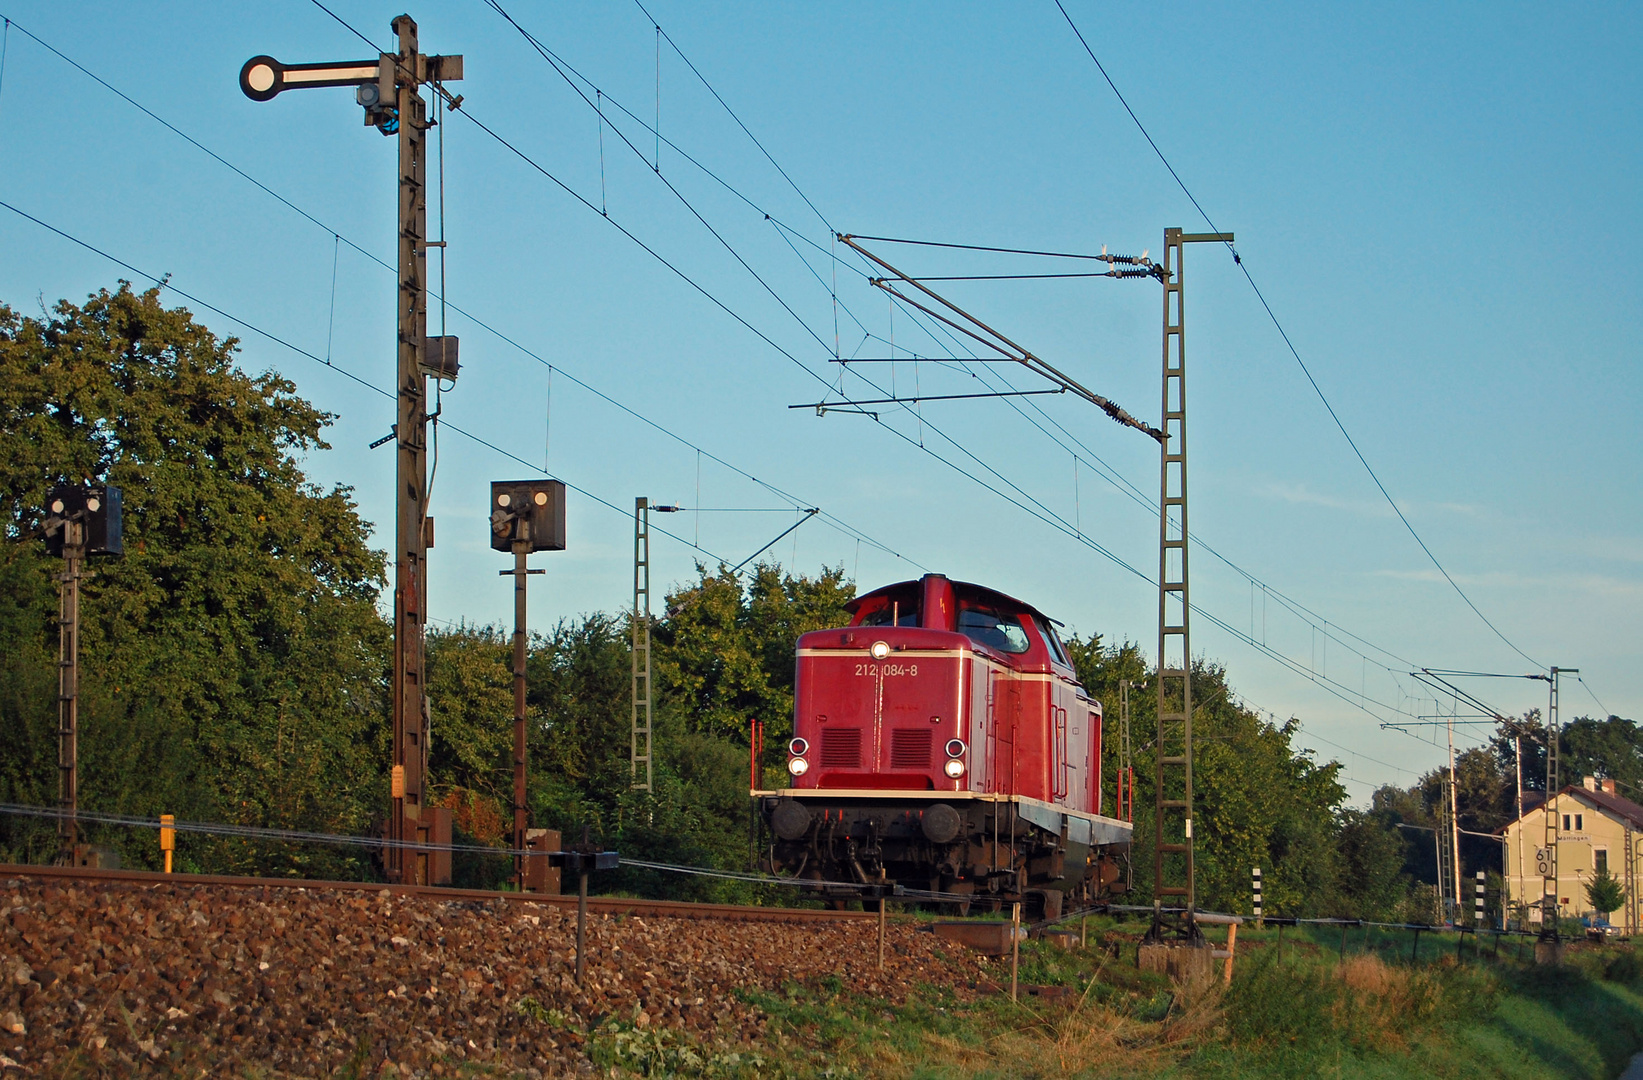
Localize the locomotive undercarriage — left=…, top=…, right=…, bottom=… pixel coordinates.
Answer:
left=760, top=794, right=1128, bottom=919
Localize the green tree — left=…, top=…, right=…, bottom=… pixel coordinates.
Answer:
left=1562, top=715, right=1643, bottom=796
left=0, top=284, right=388, bottom=875
left=1586, top=867, right=1625, bottom=917
left=653, top=562, right=853, bottom=747
left=1064, top=633, right=1355, bottom=916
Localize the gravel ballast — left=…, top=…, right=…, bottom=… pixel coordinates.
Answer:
left=1, top=876, right=981, bottom=1077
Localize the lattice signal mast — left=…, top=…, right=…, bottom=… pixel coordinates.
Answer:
left=1152, top=229, right=1232, bottom=926
left=1541, top=666, right=1575, bottom=938
left=632, top=498, right=654, bottom=794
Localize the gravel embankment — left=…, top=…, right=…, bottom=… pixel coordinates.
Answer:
left=1, top=877, right=980, bottom=1077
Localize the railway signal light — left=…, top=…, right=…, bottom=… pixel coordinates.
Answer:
left=490, top=479, right=566, bottom=552
left=44, top=484, right=122, bottom=556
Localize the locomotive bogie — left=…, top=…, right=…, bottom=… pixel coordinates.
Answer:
left=759, top=791, right=1127, bottom=914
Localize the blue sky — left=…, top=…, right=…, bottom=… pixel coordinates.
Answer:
left=1, top=2, right=1637, bottom=801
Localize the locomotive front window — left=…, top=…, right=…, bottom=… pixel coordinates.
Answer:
left=860, top=597, right=920, bottom=627
left=958, top=607, right=1030, bottom=653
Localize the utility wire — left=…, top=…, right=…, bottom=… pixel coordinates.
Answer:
left=1051, top=0, right=1542, bottom=671
left=877, top=280, right=1421, bottom=685
left=1576, top=675, right=1611, bottom=719
left=0, top=802, right=969, bottom=901
left=635, top=0, right=834, bottom=236
left=307, top=0, right=382, bottom=52
left=484, top=0, right=839, bottom=361
left=0, top=197, right=741, bottom=569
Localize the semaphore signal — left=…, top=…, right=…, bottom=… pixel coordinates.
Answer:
left=240, top=15, right=462, bottom=886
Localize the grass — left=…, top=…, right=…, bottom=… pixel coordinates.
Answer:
left=721, top=920, right=1643, bottom=1080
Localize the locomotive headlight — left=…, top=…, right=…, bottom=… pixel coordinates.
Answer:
left=945, top=739, right=967, bottom=758
left=787, top=757, right=810, bottom=777
left=943, top=758, right=966, bottom=779
left=870, top=640, right=890, bottom=660
left=788, top=737, right=809, bottom=757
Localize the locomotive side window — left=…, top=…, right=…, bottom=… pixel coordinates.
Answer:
left=958, top=607, right=1030, bottom=654
left=1035, top=616, right=1071, bottom=665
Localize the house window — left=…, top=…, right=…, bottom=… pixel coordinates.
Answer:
left=1575, top=814, right=1584, bottom=831
left=1597, top=849, right=1609, bottom=875
left=1563, top=814, right=1571, bottom=831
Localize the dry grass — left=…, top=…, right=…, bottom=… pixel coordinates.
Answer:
left=886, top=964, right=1224, bottom=1079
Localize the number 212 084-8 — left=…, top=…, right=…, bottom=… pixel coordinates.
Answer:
left=855, top=663, right=917, bottom=677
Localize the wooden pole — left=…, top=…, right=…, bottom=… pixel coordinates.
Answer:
left=1010, top=902, right=1021, bottom=1003
left=877, top=895, right=887, bottom=970
left=576, top=867, right=589, bottom=985
left=1223, top=922, right=1237, bottom=985
left=511, top=539, right=529, bottom=890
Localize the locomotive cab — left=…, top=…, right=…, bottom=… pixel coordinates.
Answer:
left=761, top=574, right=1132, bottom=916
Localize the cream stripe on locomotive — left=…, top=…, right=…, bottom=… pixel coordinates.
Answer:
left=796, top=648, right=1074, bottom=685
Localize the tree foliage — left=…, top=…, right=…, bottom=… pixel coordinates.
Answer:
left=1586, top=868, right=1625, bottom=917
left=0, top=285, right=387, bottom=875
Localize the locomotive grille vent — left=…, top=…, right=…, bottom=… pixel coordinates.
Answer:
left=890, top=728, right=932, bottom=770
left=820, top=727, right=861, bottom=769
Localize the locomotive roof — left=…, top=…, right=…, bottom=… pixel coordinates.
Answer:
left=847, top=577, right=1056, bottom=625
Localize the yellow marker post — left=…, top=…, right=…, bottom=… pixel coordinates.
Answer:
left=159, top=814, right=175, bottom=874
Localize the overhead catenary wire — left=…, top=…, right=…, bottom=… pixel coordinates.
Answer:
left=0, top=12, right=917, bottom=574
left=0, top=197, right=743, bottom=571
left=1051, top=0, right=1542, bottom=672
left=424, top=51, right=1457, bottom=764
left=873, top=271, right=1422, bottom=685
left=465, top=4, right=1455, bottom=752
left=313, top=0, right=1566, bottom=760
left=16, top=9, right=1486, bottom=787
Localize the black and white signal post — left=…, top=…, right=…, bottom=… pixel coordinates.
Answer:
left=43, top=484, right=122, bottom=866
left=490, top=479, right=566, bottom=889
left=242, top=17, right=462, bottom=884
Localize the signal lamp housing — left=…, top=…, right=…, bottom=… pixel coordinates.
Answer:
left=490, top=479, right=567, bottom=552
left=787, top=757, right=809, bottom=777
left=943, top=758, right=966, bottom=779
left=788, top=737, right=809, bottom=757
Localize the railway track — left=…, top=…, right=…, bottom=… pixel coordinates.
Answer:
left=0, top=862, right=879, bottom=923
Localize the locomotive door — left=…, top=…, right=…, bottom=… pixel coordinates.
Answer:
left=1052, top=704, right=1070, bottom=803
left=984, top=666, right=1019, bottom=796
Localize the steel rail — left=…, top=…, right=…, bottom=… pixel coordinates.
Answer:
left=0, top=863, right=882, bottom=924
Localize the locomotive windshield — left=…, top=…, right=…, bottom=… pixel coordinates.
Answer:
left=856, top=586, right=920, bottom=627
left=860, top=605, right=920, bottom=627
left=957, top=606, right=1031, bottom=653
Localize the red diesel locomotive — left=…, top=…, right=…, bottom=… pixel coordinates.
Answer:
left=758, top=574, right=1132, bottom=917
